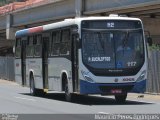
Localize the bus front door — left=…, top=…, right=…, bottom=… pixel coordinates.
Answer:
left=21, top=39, right=27, bottom=86
left=42, top=34, right=49, bottom=89
left=72, top=33, right=79, bottom=92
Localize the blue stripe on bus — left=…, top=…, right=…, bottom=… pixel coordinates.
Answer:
left=16, top=29, right=28, bottom=37
left=80, top=79, right=146, bottom=94
left=80, top=80, right=135, bottom=94
left=16, top=26, right=43, bottom=37
left=131, top=79, right=146, bottom=93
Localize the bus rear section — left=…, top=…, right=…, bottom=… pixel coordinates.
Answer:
left=79, top=18, right=147, bottom=102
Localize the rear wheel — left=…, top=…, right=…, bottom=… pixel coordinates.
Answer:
left=30, top=75, right=38, bottom=96
left=65, top=78, right=72, bottom=102
left=115, top=94, right=127, bottom=103
left=30, top=74, right=45, bottom=96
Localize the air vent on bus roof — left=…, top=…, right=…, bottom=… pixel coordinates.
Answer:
left=109, top=14, right=119, bottom=17
left=119, top=14, right=128, bottom=17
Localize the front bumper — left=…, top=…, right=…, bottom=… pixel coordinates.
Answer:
left=80, top=79, right=146, bottom=94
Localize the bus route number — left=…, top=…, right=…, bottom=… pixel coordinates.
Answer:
left=107, top=22, right=114, bottom=28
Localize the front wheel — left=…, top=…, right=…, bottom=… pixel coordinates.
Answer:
left=115, top=94, right=127, bottom=103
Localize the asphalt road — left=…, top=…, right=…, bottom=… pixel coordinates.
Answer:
left=0, top=80, right=160, bottom=120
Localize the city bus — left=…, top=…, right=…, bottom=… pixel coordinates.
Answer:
left=15, top=15, right=150, bottom=103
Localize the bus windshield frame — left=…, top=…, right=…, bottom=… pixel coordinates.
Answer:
left=81, top=20, right=145, bottom=76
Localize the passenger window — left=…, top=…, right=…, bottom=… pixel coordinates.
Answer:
left=15, top=38, right=21, bottom=58
left=26, top=36, right=34, bottom=57
left=51, top=31, right=60, bottom=56
left=34, top=35, right=42, bottom=57
left=60, top=29, right=70, bottom=55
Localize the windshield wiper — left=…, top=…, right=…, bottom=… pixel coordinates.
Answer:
left=123, top=31, right=129, bottom=49
left=97, top=32, right=104, bottom=50
left=121, top=31, right=129, bottom=54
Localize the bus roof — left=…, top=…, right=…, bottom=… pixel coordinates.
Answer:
left=15, top=16, right=141, bottom=38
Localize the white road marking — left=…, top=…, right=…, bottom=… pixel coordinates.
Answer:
left=128, top=99, right=160, bottom=105
left=127, top=99, right=156, bottom=104
left=98, top=112, right=109, bottom=114
left=15, top=96, right=36, bottom=101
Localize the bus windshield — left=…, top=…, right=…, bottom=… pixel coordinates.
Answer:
left=81, top=20, right=145, bottom=76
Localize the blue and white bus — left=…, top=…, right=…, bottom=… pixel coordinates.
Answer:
left=15, top=15, right=150, bottom=102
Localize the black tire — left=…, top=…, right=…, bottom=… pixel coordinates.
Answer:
left=65, top=79, right=72, bottom=102
left=30, top=75, right=37, bottom=96
left=30, top=75, right=46, bottom=96
left=115, top=94, right=127, bottom=103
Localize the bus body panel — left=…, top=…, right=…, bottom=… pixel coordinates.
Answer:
left=26, top=58, right=43, bottom=89
left=48, top=57, right=72, bottom=92
left=15, top=59, right=22, bottom=85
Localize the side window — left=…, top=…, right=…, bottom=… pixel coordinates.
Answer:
left=34, top=35, right=42, bottom=57
left=26, top=36, right=34, bottom=57
left=51, top=31, right=60, bottom=56
left=60, top=29, right=70, bottom=55
left=15, top=38, right=21, bottom=58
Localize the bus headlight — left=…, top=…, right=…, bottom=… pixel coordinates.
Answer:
left=81, top=70, right=94, bottom=83
left=136, top=70, right=146, bottom=82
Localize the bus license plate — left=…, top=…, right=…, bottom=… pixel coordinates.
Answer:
left=111, top=89, right=122, bottom=94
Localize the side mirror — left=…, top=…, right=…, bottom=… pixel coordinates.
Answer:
left=75, top=33, right=79, bottom=41
left=147, top=37, right=152, bottom=46
left=71, top=25, right=79, bottom=39
left=72, top=33, right=81, bottom=48
left=13, top=46, right=15, bottom=54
